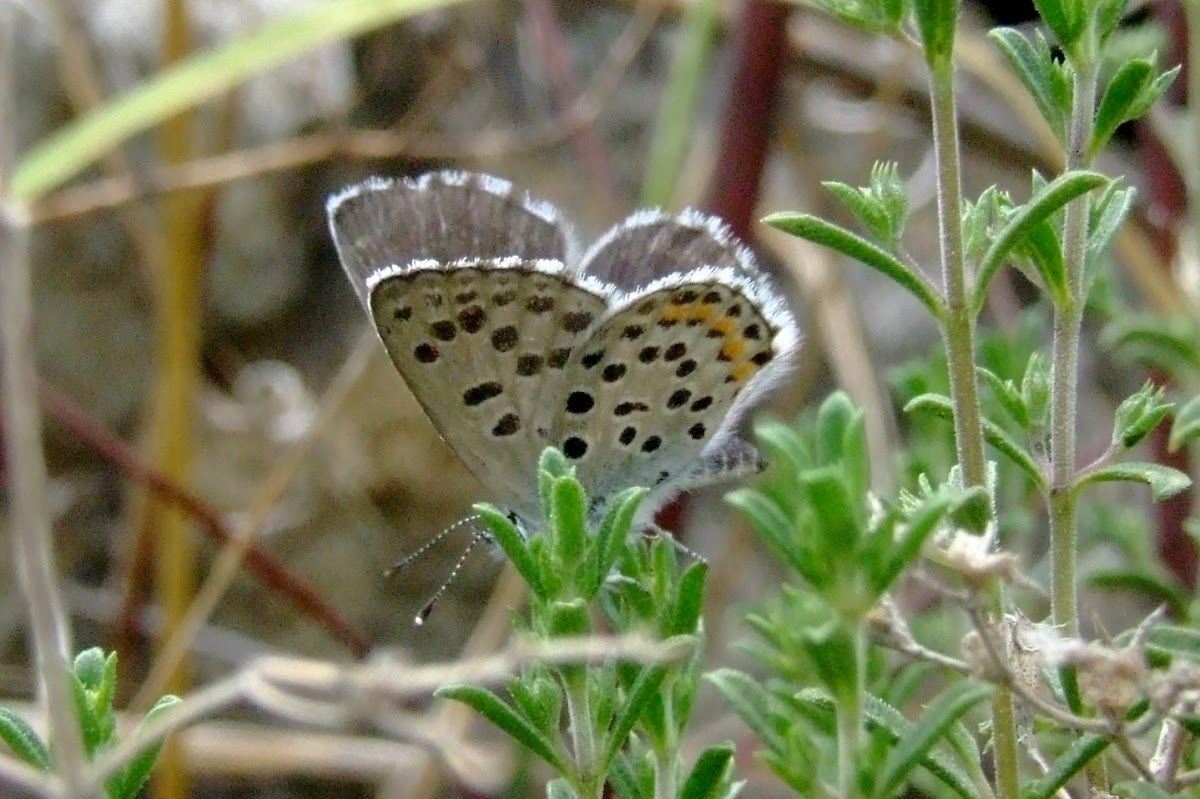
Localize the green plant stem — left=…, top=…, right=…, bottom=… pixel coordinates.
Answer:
left=928, top=68, right=987, bottom=487
left=1048, top=60, right=1097, bottom=643
left=640, top=0, right=719, bottom=208
left=653, top=688, right=678, bottom=799
left=1051, top=43, right=1105, bottom=798
left=835, top=624, right=867, bottom=799
left=564, top=671, right=602, bottom=799
left=654, top=742, right=676, bottom=799
left=927, top=56, right=1020, bottom=799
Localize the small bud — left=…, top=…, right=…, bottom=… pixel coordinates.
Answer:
left=1113, top=382, right=1172, bottom=450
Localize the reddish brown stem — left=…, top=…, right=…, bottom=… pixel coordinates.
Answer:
left=32, top=379, right=369, bottom=656
left=1140, top=0, right=1195, bottom=590
left=704, top=0, right=791, bottom=238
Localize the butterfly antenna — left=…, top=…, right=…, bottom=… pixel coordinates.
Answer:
left=647, top=523, right=708, bottom=564
left=414, top=532, right=483, bottom=626
left=386, top=515, right=480, bottom=576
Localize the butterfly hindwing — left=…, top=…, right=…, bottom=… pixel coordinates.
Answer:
left=578, top=209, right=754, bottom=291
left=551, top=270, right=793, bottom=508
left=369, top=259, right=610, bottom=521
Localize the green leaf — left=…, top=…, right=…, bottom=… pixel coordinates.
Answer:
left=73, top=648, right=107, bottom=691
left=1091, top=58, right=1152, bottom=155
left=1140, top=66, right=1182, bottom=116
left=602, top=665, right=669, bottom=769
left=1091, top=60, right=1179, bottom=158
left=803, top=470, right=864, bottom=567
left=538, top=447, right=571, bottom=514
left=0, top=707, right=51, bottom=771
left=69, top=669, right=104, bottom=757
left=1111, top=782, right=1180, bottom=799
left=961, top=186, right=1006, bottom=263
left=1111, top=383, right=1172, bottom=449
left=1086, top=570, right=1187, bottom=618
left=1017, top=218, right=1068, bottom=305
left=878, top=682, right=992, bottom=798
left=1021, top=733, right=1109, bottom=799
left=1085, top=183, right=1135, bottom=291
left=786, top=690, right=980, bottom=799
left=547, top=778, right=582, bottom=799
left=805, top=0, right=906, bottom=33
left=726, top=488, right=798, bottom=569
left=508, top=669, right=563, bottom=737
left=815, top=391, right=859, bottom=466
left=108, top=694, right=181, bottom=799
left=978, top=366, right=1029, bottom=428
left=826, top=182, right=890, bottom=245
left=1142, top=624, right=1200, bottom=666
left=1103, top=315, right=1200, bottom=376
left=763, top=212, right=943, bottom=318
left=706, top=669, right=784, bottom=752
left=1169, top=394, right=1200, bottom=452
left=876, top=492, right=957, bottom=593
left=95, top=651, right=119, bottom=724
left=988, top=28, right=1068, bottom=142
left=679, top=743, right=736, bottom=799
left=437, top=684, right=568, bottom=772
left=475, top=503, right=543, bottom=597
left=1032, top=0, right=1085, bottom=50
left=840, top=402, right=872, bottom=504
left=607, top=755, right=644, bottom=799
left=1094, top=0, right=1130, bottom=42
left=904, top=394, right=1047, bottom=489
left=913, top=0, right=958, bottom=63
left=590, top=487, right=647, bottom=596
left=1075, top=462, right=1191, bottom=502
left=668, top=562, right=707, bottom=636
left=754, top=416, right=811, bottom=477
left=973, top=171, right=1109, bottom=311
left=547, top=600, right=591, bottom=639
left=550, top=476, right=588, bottom=576
left=1021, top=351, right=1052, bottom=430
left=823, top=163, right=908, bottom=250
left=11, top=0, right=469, bottom=201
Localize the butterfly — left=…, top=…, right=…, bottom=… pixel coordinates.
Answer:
left=328, top=170, right=800, bottom=534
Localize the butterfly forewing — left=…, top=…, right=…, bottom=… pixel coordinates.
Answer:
left=552, top=272, right=786, bottom=507
left=329, top=172, right=576, bottom=309
left=368, top=260, right=609, bottom=521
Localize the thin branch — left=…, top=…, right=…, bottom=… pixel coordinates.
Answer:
left=36, top=379, right=367, bottom=656
left=129, top=330, right=376, bottom=711
left=1149, top=718, right=1188, bottom=790
left=29, top=0, right=664, bottom=226
left=963, top=606, right=1131, bottom=737
left=88, top=634, right=687, bottom=793
left=523, top=0, right=619, bottom=215
left=0, top=3, right=90, bottom=792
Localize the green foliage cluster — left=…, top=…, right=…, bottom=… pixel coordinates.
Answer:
left=442, top=449, right=739, bottom=799
left=442, top=1, right=1200, bottom=798
left=0, top=649, right=177, bottom=799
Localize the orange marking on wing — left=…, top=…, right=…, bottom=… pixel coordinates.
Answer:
left=661, top=303, right=715, bottom=324
left=728, top=362, right=757, bottom=383
left=710, top=318, right=737, bottom=335
left=720, top=337, right=748, bottom=361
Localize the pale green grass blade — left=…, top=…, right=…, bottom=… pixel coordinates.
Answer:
left=11, top=0, right=469, bottom=201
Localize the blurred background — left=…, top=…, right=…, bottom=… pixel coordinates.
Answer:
left=3, top=0, right=1193, bottom=796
